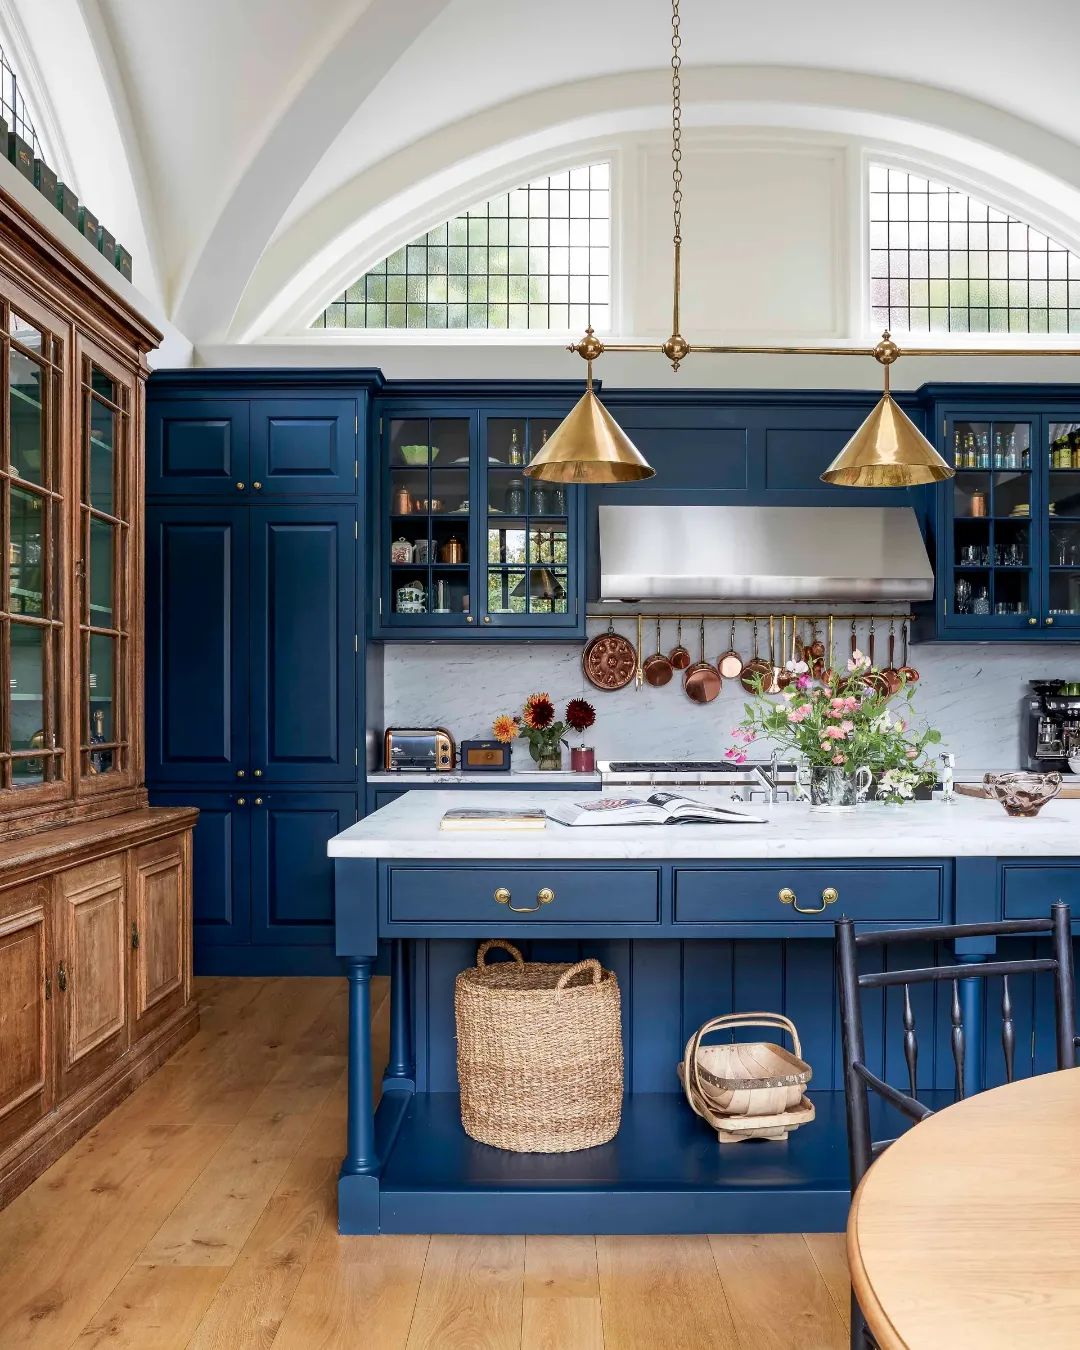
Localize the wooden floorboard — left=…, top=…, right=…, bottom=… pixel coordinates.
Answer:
left=0, top=975, right=855, bottom=1350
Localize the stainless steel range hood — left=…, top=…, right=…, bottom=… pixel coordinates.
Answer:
left=599, top=504, right=934, bottom=602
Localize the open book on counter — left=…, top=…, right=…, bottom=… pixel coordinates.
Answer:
left=544, top=792, right=768, bottom=827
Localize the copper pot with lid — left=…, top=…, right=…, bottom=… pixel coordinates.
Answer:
left=684, top=619, right=722, bottom=704
left=740, top=619, right=772, bottom=693
left=642, top=619, right=674, bottom=687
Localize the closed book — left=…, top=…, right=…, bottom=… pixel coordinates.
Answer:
left=8, top=132, right=33, bottom=180
left=114, top=244, right=132, bottom=279
left=78, top=206, right=98, bottom=243
left=440, top=808, right=546, bottom=831
left=56, top=182, right=79, bottom=226
left=97, top=224, right=115, bottom=261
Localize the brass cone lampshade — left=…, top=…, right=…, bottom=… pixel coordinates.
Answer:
left=524, top=362, right=655, bottom=484
left=821, top=338, right=955, bottom=488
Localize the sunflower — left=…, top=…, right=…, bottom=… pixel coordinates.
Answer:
left=565, top=698, right=596, bottom=733
left=522, top=692, right=555, bottom=730
left=491, top=714, right=517, bottom=744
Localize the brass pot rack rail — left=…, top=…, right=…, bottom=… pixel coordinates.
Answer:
left=585, top=611, right=916, bottom=624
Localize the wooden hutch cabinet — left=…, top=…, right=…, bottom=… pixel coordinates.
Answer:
left=0, top=190, right=197, bottom=1206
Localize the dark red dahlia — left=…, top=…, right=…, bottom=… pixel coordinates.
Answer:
left=565, top=698, right=596, bottom=733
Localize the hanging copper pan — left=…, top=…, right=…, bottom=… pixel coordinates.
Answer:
left=740, top=619, right=771, bottom=693
left=898, top=618, right=920, bottom=684
left=582, top=622, right=637, bottom=691
left=880, top=619, right=903, bottom=695
left=684, top=619, right=722, bottom=704
left=860, top=617, right=891, bottom=696
left=669, top=618, right=691, bottom=671
left=642, top=619, right=674, bottom=687
left=717, top=619, right=743, bottom=680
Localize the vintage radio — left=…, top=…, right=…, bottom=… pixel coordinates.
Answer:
left=459, top=739, right=512, bottom=772
left=383, top=727, right=455, bottom=772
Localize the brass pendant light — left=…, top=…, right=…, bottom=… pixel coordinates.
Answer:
left=820, top=334, right=954, bottom=487
left=524, top=348, right=654, bottom=483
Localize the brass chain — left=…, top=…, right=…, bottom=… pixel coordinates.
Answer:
left=671, top=0, right=682, bottom=247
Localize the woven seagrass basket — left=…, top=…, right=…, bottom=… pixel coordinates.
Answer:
left=454, top=939, right=623, bottom=1153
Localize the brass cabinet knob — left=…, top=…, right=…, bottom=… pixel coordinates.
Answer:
left=236, top=482, right=245, bottom=490
left=482, top=615, right=491, bottom=624
left=57, top=961, right=68, bottom=993
left=253, top=769, right=262, bottom=777
left=494, top=887, right=512, bottom=905
left=465, top=615, right=475, bottom=623
left=236, top=769, right=246, bottom=778
left=254, top=797, right=264, bottom=806
left=236, top=796, right=247, bottom=806
left=1046, top=616, right=1055, bottom=626
left=1028, top=617, right=1038, bottom=626
left=253, top=481, right=263, bottom=491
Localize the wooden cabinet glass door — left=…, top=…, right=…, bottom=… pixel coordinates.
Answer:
left=77, top=341, right=136, bottom=792
left=1, top=295, right=66, bottom=801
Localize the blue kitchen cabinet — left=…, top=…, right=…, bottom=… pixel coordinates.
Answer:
left=146, top=398, right=251, bottom=496
left=249, top=399, right=357, bottom=497
left=149, top=790, right=251, bottom=948
left=249, top=791, right=358, bottom=946
left=920, top=387, right=1080, bottom=640
left=372, top=392, right=586, bottom=639
left=146, top=504, right=250, bottom=785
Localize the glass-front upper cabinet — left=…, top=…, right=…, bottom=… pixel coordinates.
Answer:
left=944, top=417, right=1036, bottom=634
left=377, top=405, right=584, bottom=638
left=3, top=300, right=65, bottom=796
left=1044, top=419, right=1080, bottom=631
left=77, top=340, right=135, bottom=789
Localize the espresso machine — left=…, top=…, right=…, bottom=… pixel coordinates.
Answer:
left=1024, top=680, right=1080, bottom=770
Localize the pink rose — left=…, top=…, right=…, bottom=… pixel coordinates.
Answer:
left=831, top=753, right=847, bottom=765
left=823, top=725, right=847, bottom=740
left=788, top=703, right=813, bottom=723
left=841, top=719, right=855, bottom=733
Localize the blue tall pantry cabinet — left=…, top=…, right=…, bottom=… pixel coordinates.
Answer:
left=145, top=371, right=383, bottom=974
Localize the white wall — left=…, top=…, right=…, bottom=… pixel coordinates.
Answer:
left=381, top=639, right=1080, bottom=775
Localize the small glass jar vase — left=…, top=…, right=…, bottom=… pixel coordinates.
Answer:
left=537, top=747, right=563, bottom=772
left=505, top=478, right=526, bottom=514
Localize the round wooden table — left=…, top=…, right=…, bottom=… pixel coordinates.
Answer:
left=848, top=1067, right=1080, bottom=1349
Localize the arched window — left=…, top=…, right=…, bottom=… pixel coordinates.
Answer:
left=312, top=162, right=611, bottom=332
left=869, top=163, right=1080, bottom=335
left=0, top=41, right=44, bottom=159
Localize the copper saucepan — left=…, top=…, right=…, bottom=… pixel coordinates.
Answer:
left=881, top=619, right=902, bottom=695
left=669, top=618, right=691, bottom=671
left=740, top=619, right=771, bottom=693
left=685, top=619, right=722, bottom=704
left=717, top=619, right=743, bottom=680
left=860, top=617, right=891, bottom=696
left=642, top=619, right=674, bottom=687
left=899, top=618, right=920, bottom=684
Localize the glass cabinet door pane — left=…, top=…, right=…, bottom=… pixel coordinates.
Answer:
left=87, top=632, right=115, bottom=773
left=10, top=623, right=45, bottom=785
left=9, top=487, right=44, bottom=616
left=89, top=398, right=116, bottom=516
left=88, top=517, right=114, bottom=625
left=9, top=349, right=43, bottom=486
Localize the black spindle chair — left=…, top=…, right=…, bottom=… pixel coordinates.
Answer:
left=836, top=902, right=1077, bottom=1350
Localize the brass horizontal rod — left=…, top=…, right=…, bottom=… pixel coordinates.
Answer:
left=586, top=610, right=915, bottom=624
left=589, top=341, right=1080, bottom=359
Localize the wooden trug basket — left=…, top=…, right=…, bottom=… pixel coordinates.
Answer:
left=679, top=1013, right=812, bottom=1136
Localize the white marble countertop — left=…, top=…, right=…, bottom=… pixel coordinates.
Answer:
left=328, top=789, right=1080, bottom=860
left=365, top=769, right=601, bottom=785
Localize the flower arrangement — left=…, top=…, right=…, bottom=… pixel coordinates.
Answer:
left=727, top=650, right=941, bottom=804
left=492, top=694, right=596, bottom=769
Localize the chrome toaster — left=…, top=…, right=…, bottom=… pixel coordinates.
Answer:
left=383, top=727, right=455, bottom=772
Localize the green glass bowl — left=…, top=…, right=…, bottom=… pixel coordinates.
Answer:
left=400, top=444, right=438, bottom=466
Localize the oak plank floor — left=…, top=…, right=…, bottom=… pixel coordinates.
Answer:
left=0, top=976, right=852, bottom=1350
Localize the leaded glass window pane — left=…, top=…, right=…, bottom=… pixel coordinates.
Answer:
left=312, top=162, right=612, bottom=331
left=869, top=164, right=1080, bottom=334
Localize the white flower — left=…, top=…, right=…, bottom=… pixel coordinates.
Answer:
left=847, top=649, right=870, bottom=672
left=785, top=658, right=809, bottom=675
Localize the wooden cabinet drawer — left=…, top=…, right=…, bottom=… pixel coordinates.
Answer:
left=674, top=866, right=943, bottom=924
left=388, top=866, right=661, bottom=924
left=1002, top=865, right=1080, bottom=918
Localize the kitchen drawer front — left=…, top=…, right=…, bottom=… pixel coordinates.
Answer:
left=388, top=866, right=661, bottom=924
left=674, top=866, right=943, bottom=924
left=1002, top=864, right=1080, bottom=918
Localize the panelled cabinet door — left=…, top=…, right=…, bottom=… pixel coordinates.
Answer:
left=145, top=399, right=251, bottom=496
left=145, top=505, right=250, bottom=783
left=129, top=836, right=189, bottom=1040
left=248, top=505, right=357, bottom=782
left=0, top=882, right=51, bottom=1155
left=250, top=399, right=357, bottom=497
left=150, top=791, right=252, bottom=949
left=249, top=792, right=356, bottom=945
left=54, top=857, right=127, bottom=1098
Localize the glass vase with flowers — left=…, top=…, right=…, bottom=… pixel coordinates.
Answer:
left=727, top=649, right=941, bottom=810
left=492, top=694, right=598, bottom=772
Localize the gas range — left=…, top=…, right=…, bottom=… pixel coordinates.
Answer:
left=598, top=758, right=799, bottom=803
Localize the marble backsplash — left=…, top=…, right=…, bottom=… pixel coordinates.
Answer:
left=381, top=640, right=1080, bottom=775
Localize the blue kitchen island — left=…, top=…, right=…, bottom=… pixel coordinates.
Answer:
left=329, top=790, right=1080, bottom=1235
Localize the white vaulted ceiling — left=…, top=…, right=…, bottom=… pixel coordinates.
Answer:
left=12, top=0, right=1080, bottom=358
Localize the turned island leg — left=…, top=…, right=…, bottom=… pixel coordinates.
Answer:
left=385, top=938, right=415, bottom=1089
left=344, top=956, right=376, bottom=1175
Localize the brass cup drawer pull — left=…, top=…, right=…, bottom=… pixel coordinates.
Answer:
left=493, top=885, right=556, bottom=913
left=778, top=885, right=838, bottom=914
